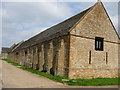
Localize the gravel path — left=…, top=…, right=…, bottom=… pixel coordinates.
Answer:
left=1, top=60, right=119, bottom=88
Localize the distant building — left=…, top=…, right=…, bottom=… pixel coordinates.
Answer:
left=6, top=1, right=120, bottom=79
left=1, top=41, right=24, bottom=59
left=1, top=47, right=10, bottom=59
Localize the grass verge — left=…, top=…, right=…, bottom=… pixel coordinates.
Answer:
left=1, top=58, right=120, bottom=86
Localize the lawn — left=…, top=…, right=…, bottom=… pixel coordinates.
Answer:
left=1, top=58, right=120, bottom=86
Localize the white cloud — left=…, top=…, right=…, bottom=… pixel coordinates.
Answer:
left=2, top=26, right=46, bottom=47
left=2, top=2, right=73, bottom=24
left=2, top=0, right=120, bottom=2
left=2, top=2, right=73, bottom=47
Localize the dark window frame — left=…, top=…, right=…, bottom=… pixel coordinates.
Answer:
left=16, top=52, right=19, bottom=55
left=95, top=37, right=104, bottom=51
left=25, top=51, right=27, bottom=54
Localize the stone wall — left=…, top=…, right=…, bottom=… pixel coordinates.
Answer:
left=70, top=2, right=119, bottom=42
left=8, top=35, right=70, bottom=77
left=68, top=2, right=119, bottom=79
left=1, top=53, right=8, bottom=59
left=69, top=35, right=119, bottom=79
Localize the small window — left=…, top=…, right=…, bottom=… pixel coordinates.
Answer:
left=16, top=52, right=19, bottom=55
left=25, top=51, right=27, bottom=54
left=95, top=37, right=104, bottom=51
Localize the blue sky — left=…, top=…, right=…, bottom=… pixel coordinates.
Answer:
left=0, top=0, right=119, bottom=53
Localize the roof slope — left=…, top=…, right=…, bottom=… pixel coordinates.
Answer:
left=15, top=5, right=93, bottom=51
left=11, top=41, right=24, bottom=52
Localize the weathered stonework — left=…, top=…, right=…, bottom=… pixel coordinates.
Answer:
left=68, top=2, right=119, bottom=79
left=2, top=53, right=9, bottom=59
left=39, top=44, right=45, bottom=71
left=7, top=1, right=119, bottom=79
left=69, top=35, right=119, bottom=79
left=47, top=42, right=53, bottom=74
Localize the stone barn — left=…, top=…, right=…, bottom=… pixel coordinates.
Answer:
left=7, top=1, right=119, bottom=79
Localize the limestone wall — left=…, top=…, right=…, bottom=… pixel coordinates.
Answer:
left=68, top=2, right=119, bottom=79
left=8, top=35, right=70, bottom=77
left=69, top=35, right=119, bottom=79
left=2, top=53, right=8, bottom=59
left=70, top=2, right=119, bottom=43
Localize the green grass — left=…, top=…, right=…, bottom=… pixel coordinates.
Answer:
left=2, top=58, right=20, bottom=66
left=20, top=66, right=68, bottom=83
left=1, top=58, right=120, bottom=86
left=64, top=78, right=120, bottom=86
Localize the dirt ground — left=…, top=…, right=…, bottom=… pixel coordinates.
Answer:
left=1, top=60, right=119, bottom=88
